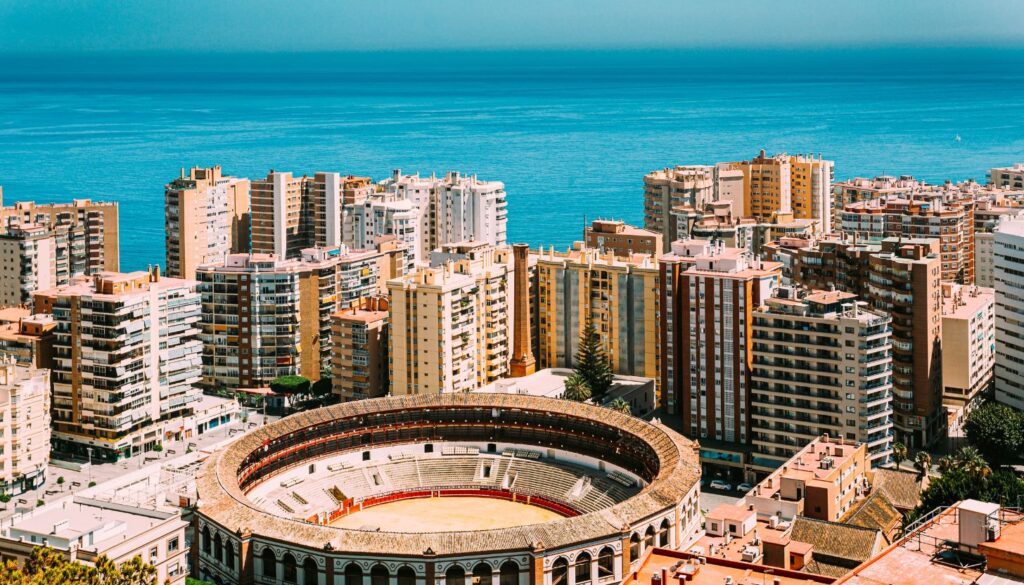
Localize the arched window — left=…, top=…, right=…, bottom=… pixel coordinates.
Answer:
left=574, top=553, right=592, bottom=584
left=371, top=565, right=389, bottom=585
left=552, top=558, right=569, bottom=585
left=445, top=565, right=466, bottom=585
left=225, top=542, right=235, bottom=571
left=303, top=557, right=318, bottom=585
left=597, top=548, right=614, bottom=578
left=658, top=519, right=671, bottom=547
left=214, top=533, right=223, bottom=563
left=644, top=526, right=656, bottom=550
left=629, top=534, right=640, bottom=561
left=473, top=563, right=493, bottom=585
left=262, top=548, right=277, bottom=578
left=499, top=561, right=519, bottom=585
left=345, top=564, right=363, bottom=585
left=397, top=566, right=417, bottom=585
left=283, top=553, right=298, bottom=584
left=202, top=526, right=211, bottom=555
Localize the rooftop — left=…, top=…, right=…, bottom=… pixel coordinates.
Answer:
left=628, top=549, right=834, bottom=585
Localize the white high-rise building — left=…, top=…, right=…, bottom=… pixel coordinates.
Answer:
left=375, top=169, right=509, bottom=256
left=994, top=217, right=1024, bottom=410
left=343, top=193, right=421, bottom=272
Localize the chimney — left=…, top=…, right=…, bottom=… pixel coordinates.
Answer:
left=509, top=244, right=536, bottom=378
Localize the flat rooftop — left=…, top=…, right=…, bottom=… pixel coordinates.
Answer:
left=629, top=549, right=834, bottom=585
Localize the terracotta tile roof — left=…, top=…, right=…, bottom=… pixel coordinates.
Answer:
left=840, top=492, right=902, bottom=543
left=871, top=468, right=924, bottom=511
left=791, top=517, right=883, bottom=578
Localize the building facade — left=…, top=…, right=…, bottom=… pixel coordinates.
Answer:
left=165, top=165, right=250, bottom=280
left=331, top=296, right=389, bottom=402
left=990, top=163, right=1024, bottom=189
left=34, top=270, right=202, bottom=461
left=866, top=238, right=944, bottom=448
left=750, top=287, right=894, bottom=471
left=643, top=166, right=715, bottom=248
left=725, top=150, right=834, bottom=227
left=0, top=224, right=59, bottom=307
left=994, top=216, right=1024, bottom=410
left=387, top=246, right=513, bottom=395
left=584, top=219, right=662, bottom=257
left=533, top=246, right=660, bottom=384
left=0, top=358, right=50, bottom=496
left=659, top=238, right=782, bottom=445
left=197, top=245, right=399, bottom=391
left=941, top=283, right=995, bottom=433
left=0, top=198, right=119, bottom=274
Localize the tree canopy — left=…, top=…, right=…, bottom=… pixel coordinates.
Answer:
left=607, top=398, right=632, bottom=416
left=0, top=546, right=157, bottom=585
left=562, top=373, right=592, bottom=402
left=269, top=375, right=311, bottom=395
left=964, top=402, right=1024, bottom=466
left=574, top=317, right=613, bottom=400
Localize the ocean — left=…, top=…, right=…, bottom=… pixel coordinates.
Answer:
left=0, top=49, right=1023, bottom=271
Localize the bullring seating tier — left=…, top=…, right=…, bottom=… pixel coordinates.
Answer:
left=246, top=451, right=643, bottom=522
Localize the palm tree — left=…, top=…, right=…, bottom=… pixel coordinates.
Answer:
left=608, top=398, right=631, bottom=416
left=892, top=442, right=908, bottom=468
left=914, top=451, right=932, bottom=476
left=937, top=455, right=955, bottom=474
left=563, top=373, right=592, bottom=402
left=955, top=446, right=992, bottom=479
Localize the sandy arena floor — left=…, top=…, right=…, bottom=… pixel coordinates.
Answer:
left=331, top=496, right=564, bottom=532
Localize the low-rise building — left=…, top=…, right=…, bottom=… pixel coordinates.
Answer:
left=0, top=311, right=55, bottom=368
left=0, top=497, right=188, bottom=585
left=990, top=163, right=1024, bottom=189
left=584, top=219, right=662, bottom=257
left=477, top=367, right=657, bottom=418
left=0, top=358, right=50, bottom=496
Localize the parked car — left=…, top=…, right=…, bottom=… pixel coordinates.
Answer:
left=736, top=482, right=753, bottom=493
left=709, top=479, right=733, bottom=491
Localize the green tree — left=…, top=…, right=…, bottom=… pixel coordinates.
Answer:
left=937, top=455, right=955, bottom=474
left=964, top=402, right=1024, bottom=466
left=892, top=442, right=908, bottom=468
left=574, top=317, right=614, bottom=400
left=55, top=477, right=65, bottom=486
left=954, top=446, right=991, bottom=479
left=914, top=451, right=932, bottom=476
left=562, top=373, right=592, bottom=402
left=0, top=545, right=158, bottom=585
left=269, top=375, right=311, bottom=396
left=608, top=398, right=632, bottom=416
left=917, top=467, right=1024, bottom=515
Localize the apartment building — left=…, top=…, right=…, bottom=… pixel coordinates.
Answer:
left=746, top=435, right=870, bottom=522
left=387, top=245, right=513, bottom=395
left=659, top=238, right=782, bottom=446
left=331, top=296, right=389, bottom=402
left=990, top=163, right=1024, bottom=189
left=0, top=224, right=58, bottom=307
left=994, top=216, right=1024, bottom=410
left=725, top=150, right=834, bottom=227
left=0, top=497, right=189, bottom=585
left=0, top=358, right=50, bottom=496
left=941, top=283, right=995, bottom=432
left=750, top=287, right=894, bottom=472
left=33, top=270, right=202, bottom=461
left=533, top=245, right=660, bottom=384
left=250, top=171, right=364, bottom=260
left=0, top=311, right=56, bottom=368
left=0, top=198, right=118, bottom=273
left=643, top=165, right=715, bottom=248
left=584, top=219, right=662, bottom=257
left=343, top=192, right=422, bottom=270
left=164, top=165, right=250, bottom=280
left=833, top=176, right=924, bottom=231
left=975, top=200, right=1024, bottom=287
left=866, top=238, right=944, bottom=448
left=197, top=245, right=401, bottom=390
left=840, top=195, right=975, bottom=284
left=377, top=169, right=509, bottom=255
left=770, top=234, right=879, bottom=295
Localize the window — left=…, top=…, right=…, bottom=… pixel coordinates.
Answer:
left=552, top=558, right=569, bottom=585
left=262, top=549, right=277, bottom=578
left=304, top=558, right=318, bottom=585
left=445, top=565, right=466, bottom=585
left=344, top=564, right=362, bottom=585
left=500, top=562, right=519, bottom=585
left=283, top=553, right=297, bottom=584
left=398, top=567, right=417, bottom=585
left=575, top=553, right=592, bottom=583
left=371, top=565, right=389, bottom=585
left=168, top=537, right=180, bottom=553
left=202, top=527, right=211, bottom=555
left=473, top=563, right=493, bottom=585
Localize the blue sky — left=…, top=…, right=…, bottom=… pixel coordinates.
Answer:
left=1, top=0, right=1021, bottom=53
